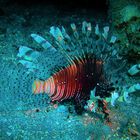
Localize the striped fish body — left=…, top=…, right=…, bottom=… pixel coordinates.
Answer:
left=32, top=56, right=103, bottom=102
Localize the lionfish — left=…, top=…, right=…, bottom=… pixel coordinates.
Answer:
left=17, top=21, right=119, bottom=114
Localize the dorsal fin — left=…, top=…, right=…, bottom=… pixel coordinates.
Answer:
left=31, top=33, right=57, bottom=52
left=17, top=21, right=118, bottom=79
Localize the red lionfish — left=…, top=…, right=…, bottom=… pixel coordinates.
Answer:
left=18, top=21, right=118, bottom=113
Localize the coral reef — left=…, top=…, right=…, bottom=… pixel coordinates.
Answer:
left=108, top=0, right=140, bottom=59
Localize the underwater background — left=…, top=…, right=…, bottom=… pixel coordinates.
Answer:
left=0, top=0, right=140, bottom=139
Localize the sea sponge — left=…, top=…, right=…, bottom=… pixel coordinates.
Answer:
left=120, top=5, right=140, bottom=23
